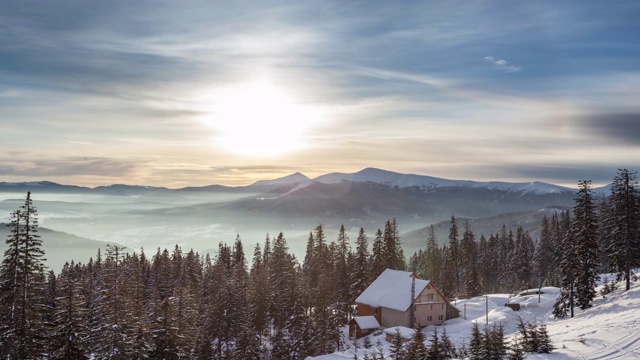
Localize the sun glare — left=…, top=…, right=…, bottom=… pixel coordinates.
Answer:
left=206, top=81, right=321, bottom=157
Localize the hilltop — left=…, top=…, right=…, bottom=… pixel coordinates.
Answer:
left=310, top=271, right=640, bottom=359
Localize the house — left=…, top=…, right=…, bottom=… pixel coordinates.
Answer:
left=349, top=316, right=380, bottom=339
left=349, top=269, right=460, bottom=338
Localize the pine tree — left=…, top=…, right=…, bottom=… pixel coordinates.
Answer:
left=370, top=229, right=385, bottom=278
left=604, top=169, right=640, bottom=291
left=508, top=337, right=525, bottom=360
left=461, top=221, right=481, bottom=298
left=448, top=216, right=461, bottom=297
left=533, top=215, right=553, bottom=287
left=488, top=323, right=507, bottom=360
left=536, top=322, right=554, bottom=353
left=0, top=192, right=47, bottom=359
left=49, top=265, right=90, bottom=359
left=389, top=328, right=406, bottom=360
left=426, top=327, right=447, bottom=360
left=383, top=219, right=398, bottom=270
left=335, top=224, right=352, bottom=324
left=405, top=326, right=427, bottom=359
left=440, top=327, right=456, bottom=358
left=572, top=180, right=600, bottom=310
left=554, top=220, right=578, bottom=318
left=425, top=225, right=441, bottom=283
left=350, top=228, right=370, bottom=305
left=0, top=210, right=22, bottom=358
left=468, top=322, right=484, bottom=360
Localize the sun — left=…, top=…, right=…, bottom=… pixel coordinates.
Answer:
left=206, top=81, right=321, bottom=157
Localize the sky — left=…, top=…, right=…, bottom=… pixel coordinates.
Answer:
left=1, top=1, right=640, bottom=188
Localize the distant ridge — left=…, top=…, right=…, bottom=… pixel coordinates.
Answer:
left=1, top=167, right=607, bottom=195
left=313, top=167, right=572, bottom=195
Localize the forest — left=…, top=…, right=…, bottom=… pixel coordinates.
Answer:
left=1, top=169, right=639, bottom=359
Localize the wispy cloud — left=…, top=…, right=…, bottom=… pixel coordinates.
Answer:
left=484, top=56, right=522, bottom=73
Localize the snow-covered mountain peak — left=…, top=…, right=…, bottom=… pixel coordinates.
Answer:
left=314, top=168, right=570, bottom=194
left=249, top=172, right=310, bottom=187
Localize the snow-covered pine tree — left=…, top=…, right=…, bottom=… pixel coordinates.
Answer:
left=536, top=322, right=554, bottom=353
left=370, top=228, right=385, bottom=278
left=448, top=216, right=461, bottom=297
left=440, top=326, right=456, bottom=358
left=350, top=227, right=370, bottom=306
left=426, top=327, right=447, bottom=360
left=405, top=325, right=427, bottom=359
left=335, top=224, right=352, bottom=324
left=383, top=219, right=398, bottom=270
left=425, top=225, right=442, bottom=284
left=572, top=180, right=600, bottom=310
left=468, top=322, right=484, bottom=360
left=461, top=220, right=481, bottom=298
left=604, top=169, right=640, bottom=291
left=0, top=209, right=22, bottom=358
left=388, top=328, right=406, bottom=360
left=533, top=215, right=553, bottom=287
left=486, top=323, right=507, bottom=360
left=512, top=226, right=534, bottom=290
left=49, top=264, right=89, bottom=359
left=0, top=192, right=48, bottom=359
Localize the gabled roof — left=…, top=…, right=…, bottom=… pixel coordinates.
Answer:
left=355, top=269, right=430, bottom=312
left=354, top=316, right=380, bottom=330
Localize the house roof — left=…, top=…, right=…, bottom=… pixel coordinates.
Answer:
left=354, top=316, right=380, bottom=330
left=383, top=326, right=416, bottom=339
left=355, top=269, right=430, bottom=312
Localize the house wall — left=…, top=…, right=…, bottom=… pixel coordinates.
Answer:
left=381, top=307, right=411, bottom=328
left=357, top=303, right=382, bottom=324
left=415, top=303, right=447, bottom=326
left=414, top=283, right=448, bottom=327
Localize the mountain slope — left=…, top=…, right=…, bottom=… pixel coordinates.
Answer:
left=0, top=224, right=128, bottom=271
left=311, top=272, right=640, bottom=360
left=314, top=167, right=573, bottom=195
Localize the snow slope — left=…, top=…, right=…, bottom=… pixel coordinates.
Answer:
left=309, top=272, right=640, bottom=359
left=313, top=167, right=572, bottom=195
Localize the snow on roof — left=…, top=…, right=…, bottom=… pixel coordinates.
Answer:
left=354, top=316, right=380, bottom=330
left=379, top=277, right=429, bottom=311
left=383, top=326, right=415, bottom=339
left=355, top=269, right=430, bottom=312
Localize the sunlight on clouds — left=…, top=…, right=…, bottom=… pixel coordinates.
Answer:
left=202, top=80, right=325, bottom=157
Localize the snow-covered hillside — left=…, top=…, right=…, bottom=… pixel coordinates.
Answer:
left=309, top=272, right=640, bottom=359
left=314, top=168, right=572, bottom=195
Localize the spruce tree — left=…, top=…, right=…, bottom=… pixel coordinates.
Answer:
left=572, top=180, right=600, bottom=310
left=405, top=326, right=427, bottom=359
left=426, top=327, right=447, bottom=360
left=370, top=229, right=385, bottom=277
left=425, top=225, right=441, bottom=283
left=49, top=266, right=90, bottom=359
left=448, top=216, right=461, bottom=297
left=533, top=215, right=553, bottom=287
left=0, top=192, right=47, bottom=359
left=350, top=228, right=370, bottom=304
left=468, top=322, right=484, bottom=360
left=389, top=328, right=406, bottom=360
left=604, top=169, right=640, bottom=291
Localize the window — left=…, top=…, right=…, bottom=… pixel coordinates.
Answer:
left=428, top=293, right=434, bottom=300
left=441, top=304, right=444, bottom=310
left=438, top=315, right=443, bottom=321
left=427, top=316, right=432, bottom=322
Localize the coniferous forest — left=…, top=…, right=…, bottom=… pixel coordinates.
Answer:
left=1, top=169, right=640, bottom=359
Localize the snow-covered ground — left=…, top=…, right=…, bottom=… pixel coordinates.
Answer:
left=310, top=272, right=640, bottom=359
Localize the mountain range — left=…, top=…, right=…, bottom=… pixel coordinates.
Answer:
left=0, top=168, right=610, bottom=268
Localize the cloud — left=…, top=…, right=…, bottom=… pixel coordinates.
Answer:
left=581, top=113, right=640, bottom=145
left=484, top=55, right=522, bottom=73
left=0, top=156, right=141, bottom=179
